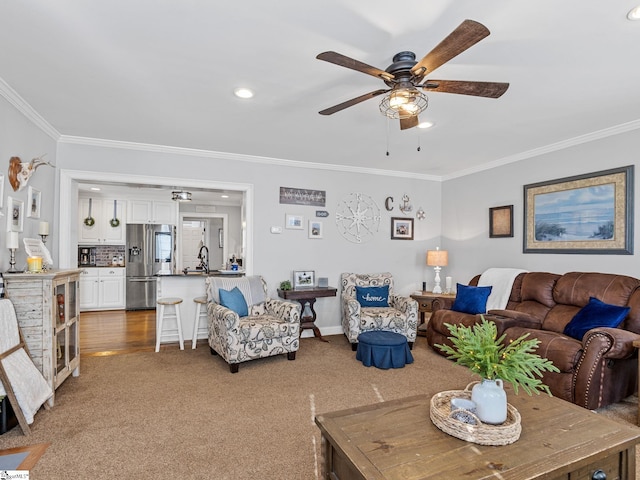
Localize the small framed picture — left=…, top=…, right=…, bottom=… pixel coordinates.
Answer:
left=308, top=220, right=323, bottom=239
left=7, top=196, right=24, bottom=232
left=285, top=214, right=304, bottom=230
left=489, top=205, right=514, bottom=238
left=391, top=217, right=414, bottom=240
left=27, top=186, right=42, bottom=218
left=293, top=270, right=315, bottom=289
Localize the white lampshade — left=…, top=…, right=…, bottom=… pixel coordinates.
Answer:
left=426, top=248, right=448, bottom=267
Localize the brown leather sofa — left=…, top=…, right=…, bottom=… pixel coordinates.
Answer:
left=426, top=271, right=640, bottom=410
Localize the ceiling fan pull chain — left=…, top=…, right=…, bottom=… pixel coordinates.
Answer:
left=417, top=130, right=421, bottom=152
left=386, top=118, right=390, bottom=156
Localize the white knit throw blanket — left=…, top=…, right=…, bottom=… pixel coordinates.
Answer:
left=477, top=268, right=528, bottom=311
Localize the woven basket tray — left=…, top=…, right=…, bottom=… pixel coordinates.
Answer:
left=429, top=387, right=521, bottom=446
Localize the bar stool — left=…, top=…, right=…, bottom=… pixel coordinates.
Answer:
left=192, top=296, right=208, bottom=349
left=156, top=297, right=184, bottom=352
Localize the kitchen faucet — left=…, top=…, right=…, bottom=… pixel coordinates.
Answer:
left=197, top=245, right=209, bottom=273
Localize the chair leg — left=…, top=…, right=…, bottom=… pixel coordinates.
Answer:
left=210, top=347, right=217, bottom=355
left=408, top=341, right=414, bottom=350
left=192, top=303, right=201, bottom=349
left=175, top=304, right=184, bottom=350
left=155, top=304, right=165, bottom=353
left=351, top=343, right=358, bottom=352
left=287, top=351, right=296, bottom=361
left=229, top=363, right=239, bottom=373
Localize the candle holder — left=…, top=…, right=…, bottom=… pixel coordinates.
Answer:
left=7, top=248, right=22, bottom=273
left=39, top=234, right=49, bottom=244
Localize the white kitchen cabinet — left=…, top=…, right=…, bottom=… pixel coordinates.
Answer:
left=79, top=268, right=100, bottom=310
left=79, top=198, right=126, bottom=244
left=80, top=267, right=125, bottom=311
left=99, top=268, right=125, bottom=309
left=126, top=199, right=176, bottom=225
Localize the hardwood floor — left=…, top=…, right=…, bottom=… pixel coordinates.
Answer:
left=80, top=309, right=158, bottom=356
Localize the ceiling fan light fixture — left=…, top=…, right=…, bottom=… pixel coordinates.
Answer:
left=171, top=190, right=192, bottom=202
left=379, top=87, right=428, bottom=119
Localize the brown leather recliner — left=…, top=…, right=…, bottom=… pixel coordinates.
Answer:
left=426, top=271, right=640, bottom=410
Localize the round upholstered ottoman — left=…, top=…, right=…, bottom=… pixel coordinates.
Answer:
left=356, top=331, right=414, bottom=369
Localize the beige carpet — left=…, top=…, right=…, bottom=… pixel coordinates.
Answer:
left=0, top=335, right=638, bottom=479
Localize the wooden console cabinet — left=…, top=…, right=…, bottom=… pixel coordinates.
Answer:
left=4, top=269, right=81, bottom=405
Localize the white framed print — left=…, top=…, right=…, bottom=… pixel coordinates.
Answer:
left=7, top=196, right=24, bottom=232
left=308, top=220, right=323, bottom=239
left=27, top=186, right=41, bottom=218
left=293, top=270, right=315, bottom=289
left=285, top=214, right=304, bottom=230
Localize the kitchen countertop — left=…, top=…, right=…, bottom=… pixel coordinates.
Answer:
left=156, top=270, right=245, bottom=277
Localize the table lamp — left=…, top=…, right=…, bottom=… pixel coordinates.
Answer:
left=426, top=247, right=448, bottom=294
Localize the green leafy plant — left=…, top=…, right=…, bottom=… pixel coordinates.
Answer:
left=279, top=280, right=292, bottom=291
left=435, top=316, right=559, bottom=395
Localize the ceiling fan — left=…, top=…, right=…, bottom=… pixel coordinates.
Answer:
left=316, top=19, right=509, bottom=130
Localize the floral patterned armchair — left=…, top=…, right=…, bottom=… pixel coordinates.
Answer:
left=340, top=272, right=419, bottom=351
left=205, top=276, right=301, bottom=373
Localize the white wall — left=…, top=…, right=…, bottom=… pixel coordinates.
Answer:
left=56, top=141, right=442, bottom=334
left=0, top=96, right=57, bottom=271
left=441, top=129, right=639, bottom=287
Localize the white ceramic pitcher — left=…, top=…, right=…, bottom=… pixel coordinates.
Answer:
left=471, top=379, right=507, bottom=424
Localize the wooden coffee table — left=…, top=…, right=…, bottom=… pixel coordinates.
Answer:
left=315, top=390, right=640, bottom=479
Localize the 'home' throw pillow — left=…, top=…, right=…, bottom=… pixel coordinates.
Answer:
left=563, top=297, right=630, bottom=340
left=451, top=283, right=492, bottom=315
left=219, top=287, right=249, bottom=317
left=355, top=285, right=389, bottom=307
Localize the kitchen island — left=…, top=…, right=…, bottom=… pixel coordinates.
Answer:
left=155, top=271, right=245, bottom=347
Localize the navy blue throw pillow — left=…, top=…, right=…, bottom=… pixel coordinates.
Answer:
left=219, top=287, right=249, bottom=317
left=355, top=285, right=389, bottom=307
left=451, top=283, right=492, bottom=315
left=563, top=297, right=630, bottom=340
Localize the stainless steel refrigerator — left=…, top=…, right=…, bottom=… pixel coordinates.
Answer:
left=126, top=224, right=175, bottom=310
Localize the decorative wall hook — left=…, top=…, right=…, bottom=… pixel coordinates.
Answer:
left=8, top=154, right=55, bottom=191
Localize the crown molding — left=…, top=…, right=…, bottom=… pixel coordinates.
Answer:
left=442, top=119, right=640, bottom=181
left=0, top=77, right=60, bottom=141
left=58, top=135, right=441, bottom=182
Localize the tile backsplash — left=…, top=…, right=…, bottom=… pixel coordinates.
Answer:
left=94, top=245, right=126, bottom=267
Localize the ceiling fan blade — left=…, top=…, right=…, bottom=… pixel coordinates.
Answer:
left=411, top=19, right=490, bottom=77
left=319, top=89, right=389, bottom=115
left=400, top=116, right=419, bottom=130
left=317, top=51, right=394, bottom=81
left=421, top=80, right=509, bottom=98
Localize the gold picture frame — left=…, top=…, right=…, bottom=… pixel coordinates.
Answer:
left=523, top=165, right=633, bottom=254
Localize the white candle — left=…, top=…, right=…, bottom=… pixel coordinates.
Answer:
left=7, top=231, right=19, bottom=249
left=39, top=221, right=50, bottom=235
left=445, top=276, right=453, bottom=292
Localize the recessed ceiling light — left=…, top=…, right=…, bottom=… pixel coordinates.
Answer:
left=234, top=87, right=254, bottom=99
left=628, top=6, right=640, bottom=20
left=221, top=194, right=229, bottom=198
left=90, top=187, right=101, bottom=191
left=417, top=121, right=435, bottom=129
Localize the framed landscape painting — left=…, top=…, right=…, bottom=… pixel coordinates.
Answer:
left=523, top=165, right=633, bottom=254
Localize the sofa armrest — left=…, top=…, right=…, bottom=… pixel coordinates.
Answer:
left=264, top=298, right=301, bottom=323
left=431, top=296, right=455, bottom=313
left=582, top=327, right=640, bottom=360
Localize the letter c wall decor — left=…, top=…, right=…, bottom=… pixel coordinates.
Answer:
left=384, top=196, right=394, bottom=211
